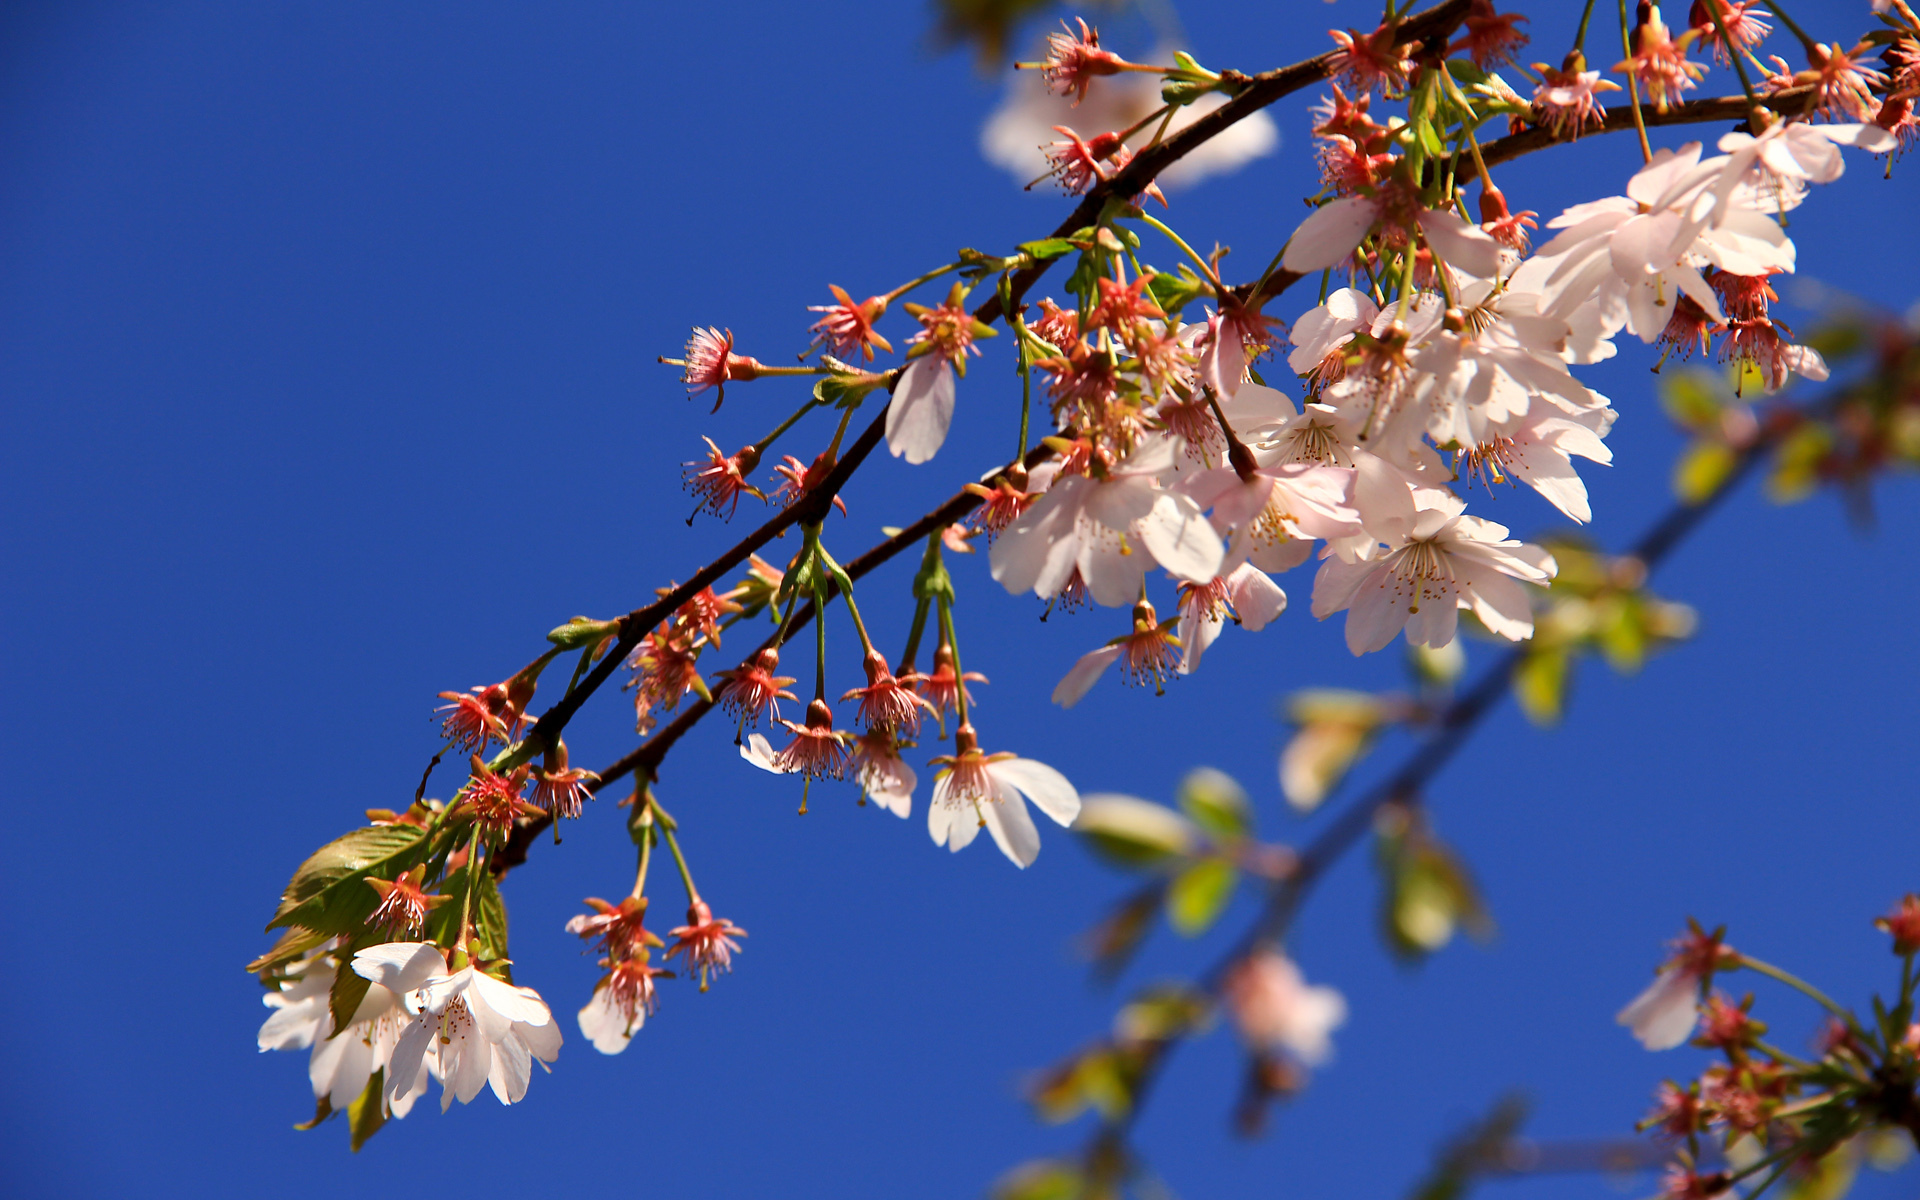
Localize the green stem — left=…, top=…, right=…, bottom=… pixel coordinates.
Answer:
left=815, top=590, right=829, bottom=701
left=650, top=795, right=700, bottom=904
left=900, top=595, right=932, bottom=672
left=1761, top=0, right=1820, bottom=55
left=840, top=585, right=876, bottom=656
left=1115, top=104, right=1174, bottom=146
left=1620, top=0, right=1654, bottom=163
left=753, top=395, right=827, bottom=456
left=561, top=644, right=596, bottom=700
left=1574, top=0, right=1599, bottom=51
left=1137, top=212, right=1222, bottom=288
left=1737, top=955, right=1860, bottom=1026
left=1751, top=1039, right=1815, bottom=1069
left=938, top=600, right=970, bottom=728
left=630, top=802, right=654, bottom=900
left=825, top=400, right=858, bottom=461
left=1703, top=0, right=1763, bottom=112
left=882, top=262, right=961, bottom=303
left=456, top=827, right=483, bottom=962
left=1014, top=313, right=1034, bottom=462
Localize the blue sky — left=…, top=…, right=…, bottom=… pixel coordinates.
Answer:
left=3, top=1, right=1916, bottom=1197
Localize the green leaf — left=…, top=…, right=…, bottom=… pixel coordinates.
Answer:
left=348, top=1068, right=388, bottom=1152
left=1166, top=858, right=1237, bottom=936
left=476, top=872, right=510, bottom=971
left=249, top=924, right=332, bottom=978
left=1176, top=767, right=1251, bottom=841
left=1513, top=648, right=1569, bottom=726
left=268, top=824, right=429, bottom=934
left=1017, top=237, right=1077, bottom=262
left=992, top=1160, right=1084, bottom=1200
left=811, top=371, right=882, bottom=409
left=292, top=1094, right=334, bottom=1131
left=1113, top=984, right=1212, bottom=1043
left=1674, top=438, right=1737, bottom=504
left=546, top=615, right=617, bottom=648
left=1659, top=369, right=1723, bottom=429
left=1074, top=795, right=1197, bottom=866
left=328, top=938, right=376, bottom=1034
left=1145, top=263, right=1206, bottom=318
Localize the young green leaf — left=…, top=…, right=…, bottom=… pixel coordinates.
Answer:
left=268, top=824, right=429, bottom=935
left=1166, top=858, right=1238, bottom=936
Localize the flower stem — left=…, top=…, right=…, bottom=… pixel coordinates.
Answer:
left=1620, top=0, right=1654, bottom=163
left=1574, top=0, right=1599, bottom=52
left=840, top=585, right=876, bottom=656
left=814, top=593, right=828, bottom=702
left=899, top=595, right=933, bottom=675
left=1116, top=104, right=1174, bottom=146
left=630, top=797, right=654, bottom=900
left=1736, top=954, right=1859, bottom=1026
left=1137, top=212, right=1222, bottom=288
left=1703, top=0, right=1763, bottom=114
left=883, top=262, right=961, bottom=303
left=649, top=794, right=700, bottom=904
left=938, top=600, right=971, bottom=729
left=1762, top=0, right=1820, bottom=56
left=1013, top=311, right=1034, bottom=462
left=753, top=395, right=827, bottom=456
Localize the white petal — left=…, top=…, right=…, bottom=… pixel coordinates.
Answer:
left=487, top=1031, right=534, bottom=1105
left=1617, top=969, right=1700, bottom=1050
left=351, top=942, right=448, bottom=997
left=1226, top=562, right=1287, bottom=630
left=572, top=983, right=633, bottom=1044
left=1282, top=195, right=1379, bottom=272
left=740, top=733, right=783, bottom=773
left=994, top=756, right=1081, bottom=827
left=469, top=971, right=552, bottom=1029
left=385, top=1018, right=433, bottom=1108
left=980, top=779, right=1042, bottom=867
left=1052, top=644, right=1123, bottom=708
left=1418, top=208, right=1501, bottom=279
left=886, top=356, right=956, bottom=465
left=1137, top=491, right=1225, bottom=582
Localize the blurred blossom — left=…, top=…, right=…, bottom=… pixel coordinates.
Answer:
left=981, top=50, right=1278, bottom=191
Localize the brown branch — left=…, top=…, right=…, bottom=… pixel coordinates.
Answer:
left=493, top=436, right=1064, bottom=877
left=972, top=0, right=1474, bottom=327
left=491, top=0, right=1484, bottom=873
left=1093, top=409, right=1804, bottom=1147
left=1466, top=85, right=1819, bottom=182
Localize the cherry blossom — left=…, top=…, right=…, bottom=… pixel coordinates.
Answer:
left=1221, top=948, right=1348, bottom=1065
left=1051, top=597, right=1183, bottom=707
left=683, top=437, right=764, bottom=520
left=1280, top=187, right=1503, bottom=279
left=666, top=899, right=747, bottom=990
left=1175, top=561, right=1288, bottom=674
left=852, top=730, right=917, bottom=817
left=1618, top=925, right=1738, bottom=1050
left=926, top=725, right=1080, bottom=868
left=991, top=447, right=1225, bottom=608
left=1311, top=499, right=1557, bottom=654
left=806, top=286, right=892, bottom=362
left=981, top=54, right=1275, bottom=193
left=259, top=945, right=424, bottom=1119
left=352, top=942, right=560, bottom=1112
left=578, top=958, right=670, bottom=1055
left=668, top=326, right=764, bottom=411
left=1530, top=62, right=1620, bottom=141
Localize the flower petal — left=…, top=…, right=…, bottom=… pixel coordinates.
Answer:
left=1052, top=644, right=1123, bottom=708
left=886, top=356, right=956, bottom=465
